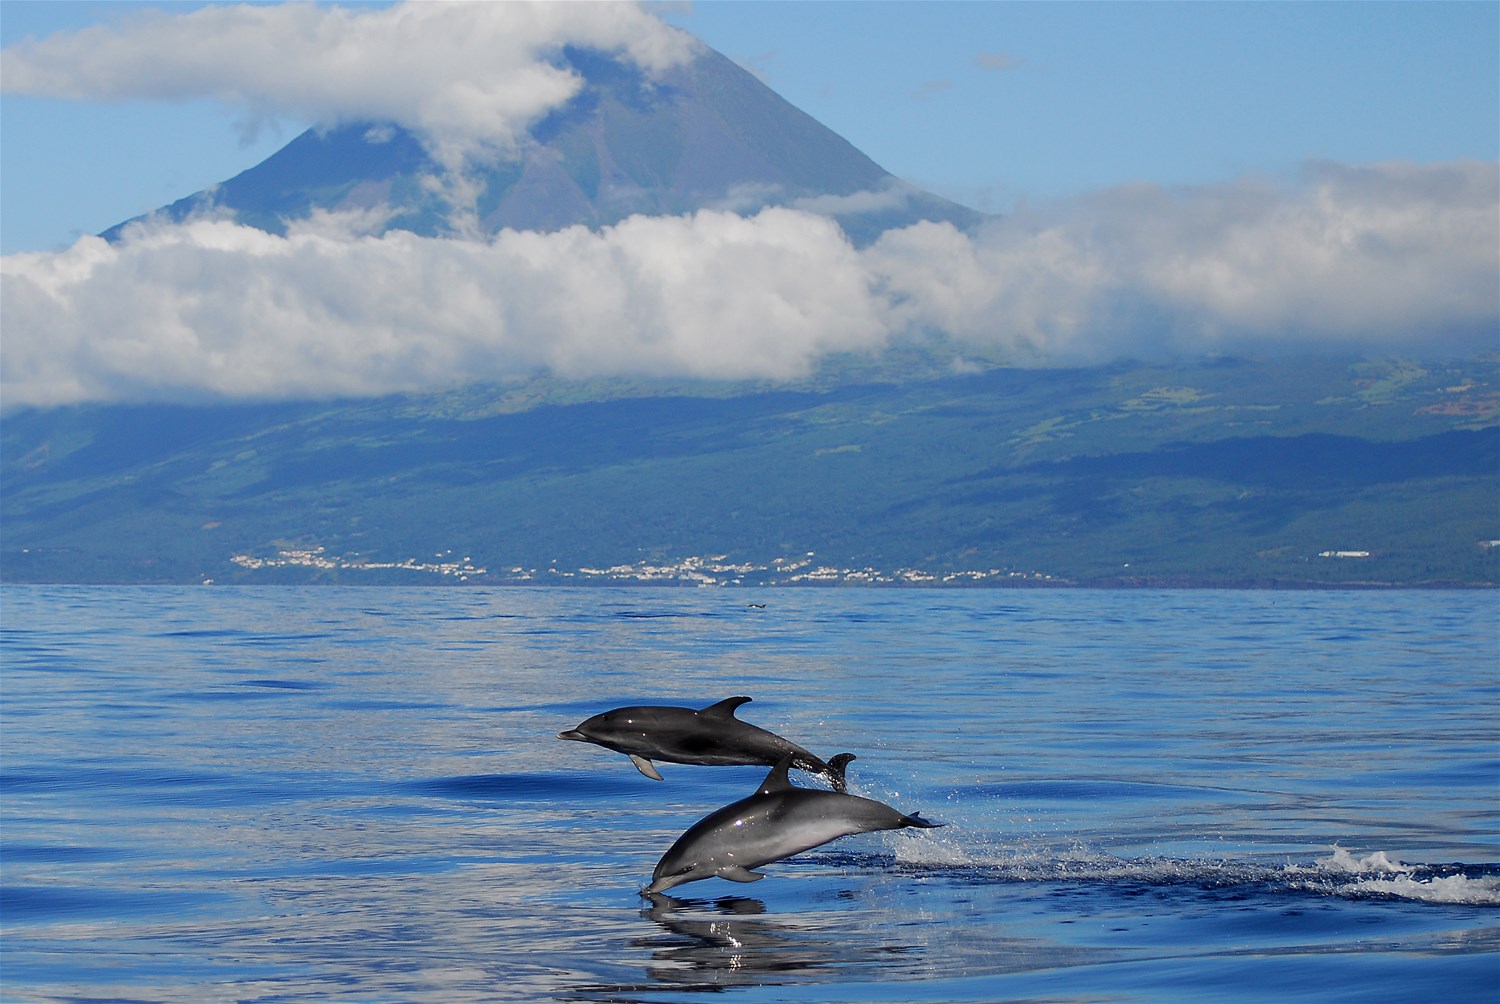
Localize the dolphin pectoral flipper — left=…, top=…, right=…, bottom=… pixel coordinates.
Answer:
left=698, top=696, right=753, bottom=718
left=629, top=754, right=665, bottom=781
left=717, top=865, right=765, bottom=883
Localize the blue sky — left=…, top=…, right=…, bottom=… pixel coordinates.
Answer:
left=3, top=1, right=1495, bottom=254
left=671, top=1, right=1499, bottom=209
left=1, top=1, right=1495, bottom=407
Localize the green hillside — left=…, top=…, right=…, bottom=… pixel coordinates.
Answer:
left=2, top=355, right=1496, bottom=587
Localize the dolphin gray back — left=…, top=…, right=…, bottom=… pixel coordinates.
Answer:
left=690, top=698, right=842, bottom=787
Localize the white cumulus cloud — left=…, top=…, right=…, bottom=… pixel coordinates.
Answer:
left=2, top=160, right=1494, bottom=409
left=870, top=159, right=1500, bottom=361
left=1, top=207, right=885, bottom=407
left=1, top=0, right=1494, bottom=407
left=0, top=0, right=697, bottom=170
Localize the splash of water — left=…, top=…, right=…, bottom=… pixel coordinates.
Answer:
left=879, top=832, right=1500, bottom=907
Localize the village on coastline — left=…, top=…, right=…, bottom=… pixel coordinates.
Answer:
left=228, top=545, right=1060, bottom=586
left=224, top=541, right=1446, bottom=587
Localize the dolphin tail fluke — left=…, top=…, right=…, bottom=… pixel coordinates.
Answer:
left=824, top=752, right=857, bottom=793
left=783, top=748, right=844, bottom=790
left=629, top=754, right=665, bottom=781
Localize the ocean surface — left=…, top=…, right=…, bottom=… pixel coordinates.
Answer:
left=1, top=585, right=1496, bottom=1002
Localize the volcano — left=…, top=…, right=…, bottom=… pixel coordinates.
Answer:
left=107, top=44, right=982, bottom=245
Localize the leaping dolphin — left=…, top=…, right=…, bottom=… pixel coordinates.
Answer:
left=644, top=754, right=942, bottom=895
left=558, top=697, right=846, bottom=791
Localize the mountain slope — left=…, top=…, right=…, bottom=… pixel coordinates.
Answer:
left=4, top=357, right=1496, bottom=587
left=26, top=38, right=1494, bottom=590
left=105, top=44, right=982, bottom=244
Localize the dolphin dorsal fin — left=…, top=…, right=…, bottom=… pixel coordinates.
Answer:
left=699, top=696, right=752, bottom=718
left=758, top=753, right=797, bottom=794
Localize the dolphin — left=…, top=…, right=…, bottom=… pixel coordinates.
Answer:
left=644, top=754, right=942, bottom=895
left=558, top=696, right=846, bottom=792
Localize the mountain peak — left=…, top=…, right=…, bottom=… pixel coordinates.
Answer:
left=106, top=44, right=982, bottom=245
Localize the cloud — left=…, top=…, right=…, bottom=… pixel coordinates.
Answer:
left=975, top=51, right=1022, bottom=73
left=2, top=161, right=1494, bottom=409
left=0, top=1, right=697, bottom=170
left=869, top=160, right=1499, bottom=360
left=789, top=181, right=934, bottom=217
left=1, top=207, right=883, bottom=407
left=912, top=78, right=955, bottom=102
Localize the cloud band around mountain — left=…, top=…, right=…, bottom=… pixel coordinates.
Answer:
left=2, top=4, right=1494, bottom=407
left=0, top=1, right=697, bottom=167
left=3, top=160, right=1495, bottom=408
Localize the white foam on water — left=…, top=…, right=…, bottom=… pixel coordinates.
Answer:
left=1345, top=872, right=1500, bottom=905
left=1306, top=846, right=1414, bottom=875
left=885, top=833, right=1500, bottom=906
left=1287, top=846, right=1500, bottom=905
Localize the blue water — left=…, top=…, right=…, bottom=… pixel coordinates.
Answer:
left=2, top=585, right=1496, bottom=1002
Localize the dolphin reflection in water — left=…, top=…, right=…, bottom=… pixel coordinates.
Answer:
left=636, top=894, right=862, bottom=987
left=645, top=754, right=942, bottom=895
left=558, top=696, right=846, bottom=792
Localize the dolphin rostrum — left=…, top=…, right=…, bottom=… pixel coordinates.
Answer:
left=644, top=754, right=942, bottom=895
left=558, top=697, right=846, bottom=791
